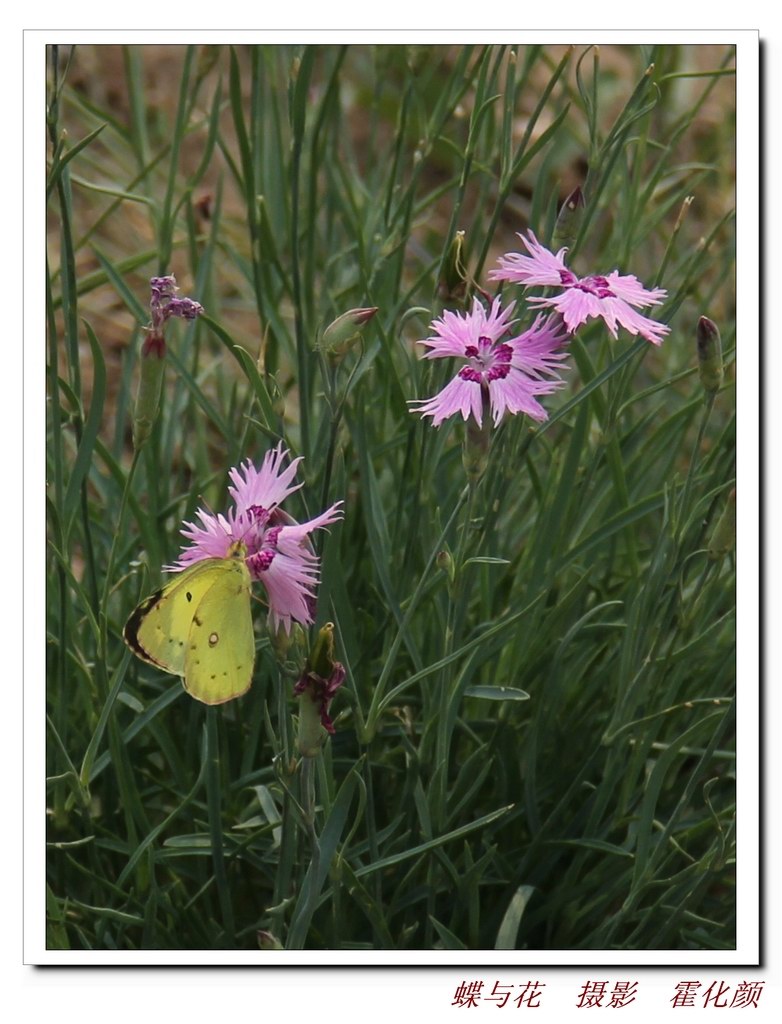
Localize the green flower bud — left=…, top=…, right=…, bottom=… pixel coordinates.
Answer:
left=553, top=185, right=585, bottom=248
left=406, top=45, right=427, bottom=75
left=438, top=230, right=468, bottom=303
left=436, top=549, right=455, bottom=583
left=697, top=316, right=724, bottom=395
left=320, top=307, right=378, bottom=359
left=270, top=621, right=306, bottom=674
left=257, top=930, right=283, bottom=950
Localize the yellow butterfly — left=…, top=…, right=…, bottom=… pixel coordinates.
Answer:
left=123, top=541, right=255, bottom=705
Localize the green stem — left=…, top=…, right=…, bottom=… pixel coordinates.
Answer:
left=677, top=393, right=715, bottom=541
left=301, top=756, right=321, bottom=888
left=205, top=710, right=235, bottom=945
left=363, top=485, right=470, bottom=739
left=433, top=482, right=478, bottom=829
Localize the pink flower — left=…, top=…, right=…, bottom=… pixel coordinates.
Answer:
left=166, top=445, right=343, bottom=632
left=489, top=231, right=669, bottom=345
left=408, top=297, right=569, bottom=427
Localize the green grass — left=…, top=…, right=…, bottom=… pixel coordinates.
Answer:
left=46, top=42, right=736, bottom=952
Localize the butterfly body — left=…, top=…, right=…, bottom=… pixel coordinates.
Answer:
left=123, top=543, right=255, bottom=705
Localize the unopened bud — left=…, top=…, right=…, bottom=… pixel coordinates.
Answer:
left=436, top=549, right=455, bottom=583
left=438, top=230, right=468, bottom=302
left=553, top=185, right=585, bottom=247
left=708, top=487, right=736, bottom=560
left=697, top=316, right=723, bottom=395
left=406, top=45, right=427, bottom=75
left=321, top=307, right=378, bottom=358
left=270, top=621, right=305, bottom=673
left=257, top=930, right=283, bottom=950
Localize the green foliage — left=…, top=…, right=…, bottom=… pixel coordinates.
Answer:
left=46, top=42, right=736, bottom=952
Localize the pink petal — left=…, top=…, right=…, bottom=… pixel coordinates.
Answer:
left=417, top=297, right=518, bottom=359
left=605, top=272, right=667, bottom=308
left=540, top=289, right=606, bottom=334
left=276, top=502, right=344, bottom=546
left=489, top=230, right=570, bottom=287
left=510, top=314, right=570, bottom=378
left=166, top=508, right=238, bottom=569
left=229, top=444, right=304, bottom=513
left=409, top=376, right=483, bottom=426
left=488, top=369, right=559, bottom=425
left=260, top=548, right=321, bottom=632
left=601, top=297, right=670, bottom=345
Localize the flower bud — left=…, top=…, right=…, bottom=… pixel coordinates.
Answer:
left=406, top=45, right=427, bottom=75
left=697, top=316, right=723, bottom=395
left=708, top=487, right=736, bottom=560
left=257, top=929, right=283, bottom=950
left=320, top=307, right=378, bottom=359
left=438, top=230, right=468, bottom=303
left=436, top=549, right=455, bottom=583
left=553, top=186, right=585, bottom=247
left=270, top=620, right=306, bottom=675
left=294, top=623, right=346, bottom=756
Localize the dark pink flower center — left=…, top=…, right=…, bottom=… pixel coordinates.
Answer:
left=560, top=269, right=614, bottom=299
left=245, top=508, right=282, bottom=576
left=458, top=335, right=513, bottom=385
left=247, top=504, right=271, bottom=528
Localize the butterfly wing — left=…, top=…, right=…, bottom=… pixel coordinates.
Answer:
left=124, top=559, right=225, bottom=675
left=182, top=557, right=255, bottom=705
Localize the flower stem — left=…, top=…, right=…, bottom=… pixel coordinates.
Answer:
left=283, top=754, right=321, bottom=949
left=205, top=709, right=235, bottom=945
left=363, top=485, right=470, bottom=738
left=433, top=480, right=479, bottom=830
left=677, top=393, right=716, bottom=542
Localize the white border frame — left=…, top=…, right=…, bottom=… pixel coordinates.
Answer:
left=25, top=29, right=758, bottom=970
